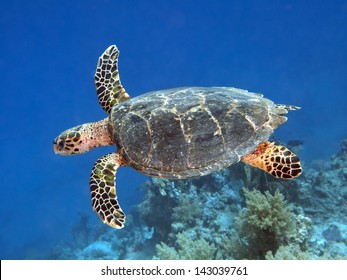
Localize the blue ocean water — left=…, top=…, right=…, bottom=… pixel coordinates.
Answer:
left=0, top=0, right=346, bottom=259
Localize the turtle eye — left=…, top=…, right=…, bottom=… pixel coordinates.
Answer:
left=54, top=138, right=65, bottom=150
left=58, top=139, right=65, bottom=149
left=53, top=136, right=67, bottom=154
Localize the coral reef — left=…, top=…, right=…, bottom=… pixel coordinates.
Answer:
left=149, top=187, right=312, bottom=260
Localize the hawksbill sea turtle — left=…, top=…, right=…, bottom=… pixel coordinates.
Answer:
left=53, top=45, right=302, bottom=229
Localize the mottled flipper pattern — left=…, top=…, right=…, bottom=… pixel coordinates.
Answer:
left=241, top=141, right=302, bottom=179
left=90, top=152, right=126, bottom=228
left=94, top=45, right=130, bottom=114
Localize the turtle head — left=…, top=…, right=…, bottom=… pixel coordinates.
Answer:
left=53, top=125, right=85, bottom=155
left=53, top=118, right=114, bottom=156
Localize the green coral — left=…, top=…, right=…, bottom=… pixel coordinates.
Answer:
left=155, top=242, right=180, bottom=259
left=241, top=188, right=294, bottom=236
left=138, top=179, right=176, bottom=238
left=155, top=231, right=217, bottom=260
left=265, top=244, right=345, bottom=260
left=233, top=188, right=296, bottom=259
left=172, top=194, right=202, bottom=225
left=265, top=244, right=310, bottom=260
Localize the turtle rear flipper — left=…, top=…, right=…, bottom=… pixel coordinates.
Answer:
left=241, top=141, right=302, bottom=179
left=94, top=45, right=130, bottom=114
left=90, top=152, right=126, bottom=228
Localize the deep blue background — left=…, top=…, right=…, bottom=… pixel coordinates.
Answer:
left=0, top=0, right=346, bottom=259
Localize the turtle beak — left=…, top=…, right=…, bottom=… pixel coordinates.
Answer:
left=53, top=138, right=60, bottom=154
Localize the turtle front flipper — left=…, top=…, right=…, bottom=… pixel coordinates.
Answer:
left=241, top=141, right=302, bottom=179
left=90, top=152, right=126, bottom=228
left=94, top=45, right=130, bottom=114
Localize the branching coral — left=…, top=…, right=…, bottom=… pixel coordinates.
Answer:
left=265, top=244, right=345, bottom=260
left=233, top=188, right=297, bottom=259
left=172, top=194, right=202, bottom=225
left=138, top=179, right=175, bottom=238
left=155, top=231, right=217, bottom=260
left=265, top=244, right=310, bottom=260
